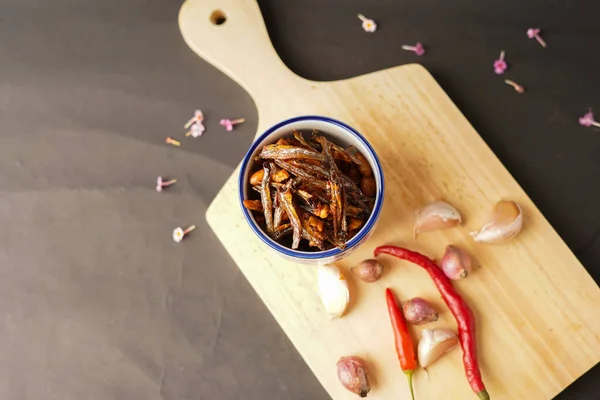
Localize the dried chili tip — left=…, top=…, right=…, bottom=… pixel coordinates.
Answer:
left=220, top=118, right=245, bottom=131
left=402, top=42, right=425, bottom=56
left=172, top=225, right=196, bottom=243
left=493, top=50, right=507, bottom=75
left=185, top=123, right=205, bottom=138
left=527, top=28, right=547, bottom=48
left=579, top=109, right=600, bottom=128
left=165, top=137, right=181, bottom=146
left=156, top=176, right=177, bottom=192
left=504, top=79, right=525, bottom=94
left=184, top=110, right=204, bottom=129
left=357, top=14, right=377, bottom=32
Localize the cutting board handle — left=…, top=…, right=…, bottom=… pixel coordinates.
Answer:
left=178, top=0, right=303, bottom=96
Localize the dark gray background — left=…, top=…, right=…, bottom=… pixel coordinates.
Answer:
left=0, top=0, right=598, bottom=399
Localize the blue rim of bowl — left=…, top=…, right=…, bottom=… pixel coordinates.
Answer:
left=238, top=115, right=384, bottom=260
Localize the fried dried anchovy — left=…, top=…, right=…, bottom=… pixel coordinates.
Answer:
left=243, top=199, right=263, bottom=212
left=281, top=157, right=370, bottom=212
left=347, top=145, right=373, bottom=176
left=273, top=189, right=284, bottom=228
left=301, top=213, right=325, bottom=249
left=259, top=144, right=323, bottom=162
left=278, top=189, right=302, bottom=249
left=269, top=161, right=291, bottom=183
left=260, top=163, right=274, bottom=234
left=272, top=223, right=293, bottom=240
left=292, top=130, right=318, bottom=150
left=346, top=204, right=365, bottom=218
left=317, top=136, right=347, bottom=247
left=293, top=160, right=328, bottom=178
left=275, top=159, right=327, bottom=180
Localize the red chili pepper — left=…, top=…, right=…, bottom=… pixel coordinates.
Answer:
left=376, top=246, right=490, bottom=400
left=385, top=288, right=417, bottom=400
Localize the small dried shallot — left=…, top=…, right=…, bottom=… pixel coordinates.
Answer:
left=415, top=201, right=462, bottom=235
left=471, top=199, right=523, bottom=243
left=351, top=259, right=383, bottom=282
left=440, top=245, right=473, bottom=280
left=402, top=297, right=439, bottom=325
left=418, top=328, right=459, bottom=368
left=317, top=264, right=350, bottom=319
left=336, top=356, right=371, bottom=397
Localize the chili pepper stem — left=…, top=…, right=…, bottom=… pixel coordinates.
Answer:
left=477, top=390, right=490, bottom=400
left=404, top=370, right=416, bottom=400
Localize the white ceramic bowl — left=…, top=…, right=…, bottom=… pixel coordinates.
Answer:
left=238, top=116, right=384, bottom=264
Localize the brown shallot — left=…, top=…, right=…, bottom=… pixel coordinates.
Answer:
left=402, top=297, right=439, bottom=325
left=351, top=259, right=384, bottom=282
left=440, top=245, right=473, bottom=280
left=336, top=356, right=371, bottom=397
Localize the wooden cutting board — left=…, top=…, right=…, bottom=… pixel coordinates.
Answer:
left=179, top=1, right=600, bottom=399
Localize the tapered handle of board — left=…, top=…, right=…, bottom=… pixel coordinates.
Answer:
left=178, top=0, right=303, bottom=97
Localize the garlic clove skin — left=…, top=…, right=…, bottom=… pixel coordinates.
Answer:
left=317, top=264, right=350, bottom=319
left=336, top=356, right=371, bottom=397
left=351, top=259, right=384, bottom=283
left=471, top=200, right=523, bottom=243
left=415, top=201, right=462, bottom=235
left=418, top=328, right=459, bottom=368
left=440, top=245, right=473, bottom=280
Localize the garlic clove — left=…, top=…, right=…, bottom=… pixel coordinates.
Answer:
left=440, top=245, right=473, bottom=280
left=418, top=328, right=459, bottom=368
left=336, top=356, right=371, bottom=397
left=471, top=200, right=523, bottom=243
left=351, top=259, right=384, bottom=283
left=317, top=264, right=350, bottom=319
left=415, top=201, right=462, bottom=235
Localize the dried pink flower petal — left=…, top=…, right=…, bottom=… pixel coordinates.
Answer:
left=156, top=176, right=177, bottom=192
left=220, top=118, right=246, bottom=132
left=166, top=137, right=181, bottom=146
left=494, top=51, right=508, bottom=74
left=579, top=109, right=600, bottom=128
left=402, top=42, right=425, bottom=56
left=504, top=79, right=525, bottom=94
left=357, top=14, right=377, bottom=32
left=185, top=123, right=205, bottom=138
left=184, top=110, right=204, bottom=129
left=173, top=225, right=196, bottom=243
left=527, top=28, right=547, bottom=48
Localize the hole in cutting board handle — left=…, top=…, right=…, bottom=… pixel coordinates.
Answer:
left=210, top=10, right=227, bottom=26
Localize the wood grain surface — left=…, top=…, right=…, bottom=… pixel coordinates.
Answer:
left=179, top=1, right=600, bottom=399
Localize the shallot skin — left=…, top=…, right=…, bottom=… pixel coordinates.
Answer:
left=336, top=356, right=371, bottom=397
left=402, top=297, right=439, bottom=325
